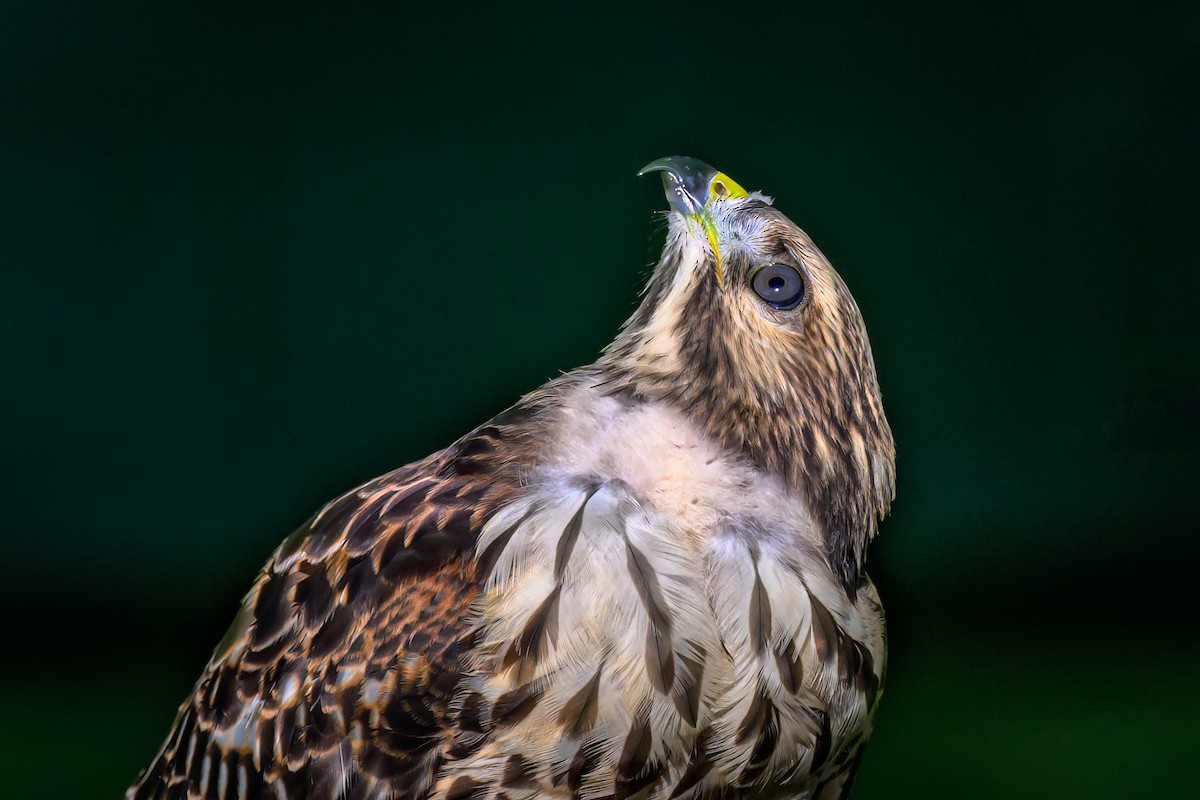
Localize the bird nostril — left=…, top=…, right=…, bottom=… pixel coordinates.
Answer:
left=712, top=180, right=728, bottom=198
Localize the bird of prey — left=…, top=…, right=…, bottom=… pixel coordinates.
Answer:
left=128, top=156, right=896, bottom=800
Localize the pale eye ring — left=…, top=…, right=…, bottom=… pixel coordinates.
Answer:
left=751, top=263, right=806, bottom=309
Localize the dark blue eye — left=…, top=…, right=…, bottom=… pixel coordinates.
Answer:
left=751, top=263, right=806, bottom=309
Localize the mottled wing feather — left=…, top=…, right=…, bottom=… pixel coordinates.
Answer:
left=129, top=431, right=523, bottom=800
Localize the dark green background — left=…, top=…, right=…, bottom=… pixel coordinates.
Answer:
left=2, top=1, right=1197, bottom=797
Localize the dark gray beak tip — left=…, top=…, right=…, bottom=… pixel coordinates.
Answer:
left=638, top=156, right=718, bottom=216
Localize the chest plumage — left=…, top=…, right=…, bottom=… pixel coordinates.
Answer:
left=128, top=157, right=894, bottom=800
left=442, top=385, right=885, bottom=800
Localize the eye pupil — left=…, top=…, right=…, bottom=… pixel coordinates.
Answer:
left=751, top=263, right=806, bottom=310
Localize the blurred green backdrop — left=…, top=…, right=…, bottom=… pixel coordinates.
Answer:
left=2, top=1, right=1198, bottom=797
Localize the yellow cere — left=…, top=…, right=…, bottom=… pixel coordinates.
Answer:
left=700, top=171, right=749, bottom=286
left=709, top=171, right=749, bottom=201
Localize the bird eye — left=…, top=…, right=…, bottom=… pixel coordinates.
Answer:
left=751, top=263, right=806, bottom=309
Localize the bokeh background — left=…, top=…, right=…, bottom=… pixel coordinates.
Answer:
left=2, top=2, right=1198, bottom=797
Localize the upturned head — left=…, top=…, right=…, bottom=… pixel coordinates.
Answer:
left=602, top=156, right=896, bottom=592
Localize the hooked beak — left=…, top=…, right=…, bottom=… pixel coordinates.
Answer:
left=638, top=156, right=748, bottom=216
left=638, top=156, right=749, bottom=285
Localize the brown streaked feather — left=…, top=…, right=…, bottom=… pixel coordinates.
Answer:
left=553, top=741, right=601, bottom=796
left=500, top=754, right=538, bottom=791
left=738, top=695, right=781, bottom=787
left=748, top=562, right=772, bottom=655
left=672, top=647, right=705, bottom=728
left=669, top=730, right=715, bottom=800
left=502, top=585, right=562, bottom=681
left=624, top=537, right=676, bottom=694
left=774, top=638, right=805, bottom=695
left=615, top=719, right=661, bottom=799
left=128, top=418, right=531, bottom=800
left=807, top=707, right=834, bottom=773
left=735, top=686, right=773, bottom=746
left=556, top=668, right=602, bottom=736
left=490, top=682, right=544, bottom=728
left=554, top=483, right=599, bottom=579
left=808, top=589, right=840, bottom=665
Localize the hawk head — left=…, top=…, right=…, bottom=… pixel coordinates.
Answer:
left=601, top=156, right=896, bottom=593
